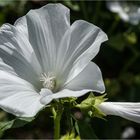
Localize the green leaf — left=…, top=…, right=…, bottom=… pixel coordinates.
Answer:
left=0, top=117, right=34, bottom=132
left=76, top=119, right=98, bottom=139
left=12, top=117, right=34, bottom=128
left=0, top=120, right=14, bottom=132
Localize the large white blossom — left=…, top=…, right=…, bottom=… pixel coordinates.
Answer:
left=107, top=1, right=140, bottom=25
left=0, top=4, right=108, bottom=117
left=1, top=4, right=140, bottom=124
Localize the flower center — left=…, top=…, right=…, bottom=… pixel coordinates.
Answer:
left=40, top=73, right=56, bottom=91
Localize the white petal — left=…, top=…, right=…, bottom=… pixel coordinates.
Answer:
left=107, top=1, right=123, bottom=13
left=0, top=71, right=44, bottom=117
left=56, top=20, right=108, bottom=85
left=53, top=89, right=90, bottom=99
left=14, top=16, right=28, bottom=37
left=127, top=7, right=140, bottom=25
left=0, top=24, right=41, bottom=87
left=107, top=2, right=129, bottom=21
left=40, top=88, right=53, bottom=105
left=107, top=2, right=132, bottom=22
left=65, top=62, right=105, bottom=93
left=118, top=12, right=129, bottom=22
left=40, top=88, right=90, bottom=105
left=0, top=59, right=15, bottom=75
left=0, top=24, right=32, bottom=61
left=26, top=4, right=70, bottom=72
left=99, top=102, right=140, bottom=123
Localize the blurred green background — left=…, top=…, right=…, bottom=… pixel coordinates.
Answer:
left=0, top=0, right=140, bottom=139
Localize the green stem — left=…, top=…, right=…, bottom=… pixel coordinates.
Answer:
left=54, top=113, right=61, bottom=139
left=52, top=105, right=63, bottom=139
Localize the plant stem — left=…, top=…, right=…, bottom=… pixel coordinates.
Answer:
left=54, top=112, right=61, bottom=139
left=52, top=105, right=63, bottom=139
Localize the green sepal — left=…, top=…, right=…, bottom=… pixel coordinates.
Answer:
left=76, top=93, right=107, bottom=119
left=60, top=97, right=77, bottom=105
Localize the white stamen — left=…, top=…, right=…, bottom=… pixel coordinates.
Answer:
left=40, top=73, right=56, bottom=91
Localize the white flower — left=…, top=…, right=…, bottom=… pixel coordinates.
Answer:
left=0, top=4, right=108, bottom=117
left=99, top=102, right=140, bottom=123
left=107, top=1, right=140, bottom=25
left=121, top=127, right=135, bottom=139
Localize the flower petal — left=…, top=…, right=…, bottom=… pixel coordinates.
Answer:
left=0, top=24, right=42, bottom=88
left=107, top=1, right=123, bottom=13
left=40, top=88, right=90, bottom=105
left=0, top=71, right=44, bottom=117
left=99, top=102, right=140, bottom=123
left=56, top=20, right=108, bottom=85
left=108, top=2, right=129, bottom=22
left=65, top=62, right=105, bottom=93
left=14, top=16, right=28, bottom=37
left=26, top=4, right=70, bottom=72
left=40, top=88, right=54, bottom=105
